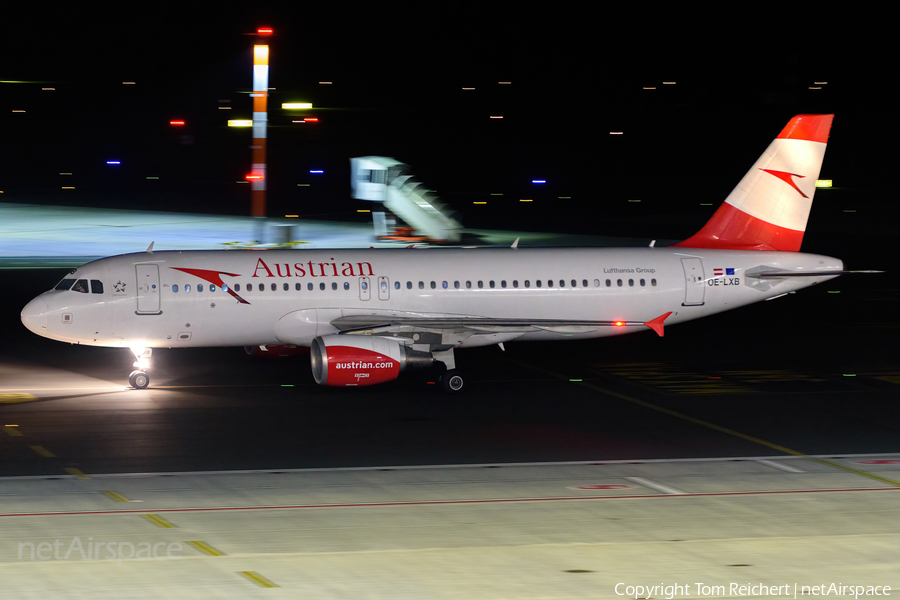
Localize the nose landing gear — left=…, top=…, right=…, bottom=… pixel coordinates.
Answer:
left=129, top=347, right=152, bottom=389
left=129, top=370, right=150, bottom=389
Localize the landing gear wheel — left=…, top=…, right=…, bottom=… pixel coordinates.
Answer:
left=439, top=369, right=465, bottom=394
left=129, top=370, right=150, bottom=389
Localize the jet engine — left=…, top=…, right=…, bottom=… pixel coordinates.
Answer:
left=310, top=335, right=432, bottom=387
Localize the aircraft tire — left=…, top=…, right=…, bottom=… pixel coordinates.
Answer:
left=440, top=369, right=465, bottom=393
left=129, top=370, right=150, bottom=389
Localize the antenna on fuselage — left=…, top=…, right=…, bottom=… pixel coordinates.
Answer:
left=511, top=237, right=519, bottom=249
left=146, top=242, right=155, bottom=254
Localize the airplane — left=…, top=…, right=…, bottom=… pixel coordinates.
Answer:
left=22, top=114, right=847, bottom=393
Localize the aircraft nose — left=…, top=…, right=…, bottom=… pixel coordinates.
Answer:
left=21, top=296, right=49, bottom=336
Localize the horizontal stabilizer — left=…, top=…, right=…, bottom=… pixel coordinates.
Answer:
left=746, top=269, right=881, bottom=279
left=643, top=312, right=673, bottom=337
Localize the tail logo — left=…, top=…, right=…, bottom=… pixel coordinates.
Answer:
left=760, top=169, right=808, bottom=199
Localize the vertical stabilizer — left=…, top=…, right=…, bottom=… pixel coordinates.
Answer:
left=673, top=114, right=834, bottom=251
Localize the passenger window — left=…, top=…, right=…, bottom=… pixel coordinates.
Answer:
left=501, top=281, right=507, bottom=288
left=394, top=281, right=400, bottom=290
left=344, top=282, right=350, bottom=290
left=222, top=284, right=228, bottom=292
left=617, top=279, right=623, bottom=287
left=513, top=280, right=518, bottom=288
left=185, top=284, right=191, bottom=293
left=382, top=281, right=388, bottom=291
left=259, top=284, right=265, bottom=291
left=442, top=281, right=448, bottom=289
left=535, top=280, right=541, bottom=288
left=430, top=281, right=436, bottom=289
left=478, top=281, right=483, bottom=289
left=571, top=279, right=577, bottom=288
left=407, top=281, right=412, bottom=289
left=72, top=279, right=89, bottom=293
left=628, top=279, right=634, bottom=287
left=271, top=283, right=277, bottom=291
left=651, top=278, right=657, bottom=286
left=172, top=284, right=179, bottom=293
left=490, top=281, right=495, bottom=288
left=54, top=279, right=76, bottom=291
left=454, top=281, right=460, bottom=289
left=283, top=283, right=288, bottom=291
left=332, top=282, right=337, bottom=290
left=559, top=280, right=565, bottom=288
left=295, top=283, right=302, bottom=291
left=320, top=282, right=325, bottom=291
left=582, top=279, right=588, bottom=287
left=198, top=284, right=204, bottom=292
left=235, top=284, right=241, bottom=291
left=90, top=280, right=104, bottom=294
left=308, top=283, right=314, bottom=291
left=210, top=284, right=216, bottom=292
left=524, top=280, right=530, bottom=288
left=593, top=279, right=600, bottom=287
left=419, top=281, right=424, bottom=289
left=606, top=279, right=611, bottom=287
left=640, top=279, right=645, bottom=286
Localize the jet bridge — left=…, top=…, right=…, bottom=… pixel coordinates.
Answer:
left=350, top=157, right=462, bottom=243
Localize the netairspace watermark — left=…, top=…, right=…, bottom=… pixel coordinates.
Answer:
left=18, top=538, right=182, bottom=567
left=615, top=583, right=892, bottom=600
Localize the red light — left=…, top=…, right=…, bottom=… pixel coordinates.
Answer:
left=169, top=120, right=185, bottom=126
left=304, top=117, right=318, bottom=122
left=258, top=28, right=273, bottom=35
left=245, top=174, right=263, bottom=180
left=614, top=321, right=625, bottom=327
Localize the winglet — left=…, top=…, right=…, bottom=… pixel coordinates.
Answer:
left=644, top=311, right=673, bottom=337
left=146, top=242, right=155, bottom=254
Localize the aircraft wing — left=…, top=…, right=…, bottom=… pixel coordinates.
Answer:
left=330, top=312, right=673, bottom=338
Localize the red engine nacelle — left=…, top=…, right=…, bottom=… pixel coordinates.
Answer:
left=310, top=335, right=431, bottom=387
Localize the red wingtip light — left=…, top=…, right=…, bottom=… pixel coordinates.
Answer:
left=257, top=28, right=274, bottom=35
left=245, top=174, right=263, bottom=180
left=169, top=120, right=185, bottom=126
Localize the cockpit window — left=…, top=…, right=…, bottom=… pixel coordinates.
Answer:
left=54, top=279, right=76, bottom=291
left=90, top=280, right=104, bottom=294
left=72, top=279, right=89, bottom=293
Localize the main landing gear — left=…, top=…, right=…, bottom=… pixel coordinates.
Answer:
left=129, top=347, right=152, bottom=389
left=433, top=349, right=465, bottom=394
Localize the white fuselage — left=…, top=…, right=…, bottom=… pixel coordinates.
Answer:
left=22, top=247, right=842, bottom=350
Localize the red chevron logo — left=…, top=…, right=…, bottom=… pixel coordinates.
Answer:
left=760, top=169, right=808, bottom=198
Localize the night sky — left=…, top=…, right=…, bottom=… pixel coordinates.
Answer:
left=0, top=8, right=885, bottom=238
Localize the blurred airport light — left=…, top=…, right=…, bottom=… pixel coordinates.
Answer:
left=169, top=120, right=185, bottom=126
left=816, top=180, right=833, bottom=188
left=257, top=27, right=274, bottom=35
left=282, top=102, right=313, bottom=109
left=228, top=120, right=253, bottom=127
